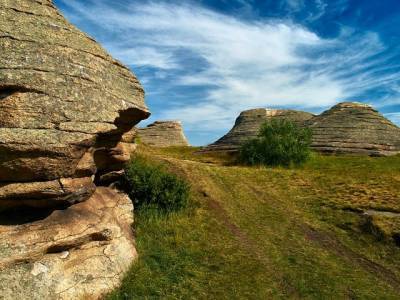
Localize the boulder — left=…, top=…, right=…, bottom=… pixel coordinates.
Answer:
left=202, top=108, right=314, bottom=152
left=0, top=0, right=150, bottom=209
left=138, top=121, right=190, bottom=147
left=308, top=102, right=400, bottom=156
left=0, top=187, right=137, bottom=300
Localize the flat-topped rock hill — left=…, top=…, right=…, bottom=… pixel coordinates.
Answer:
left=138, top=121, right=190, bottom=147
left=308, top=102, right=400, bottom=156
left=0, top=0, right=149, bottom=298
left=202, top=108, right=314, bottom=152
left=203, top=104, right=400, bottom=157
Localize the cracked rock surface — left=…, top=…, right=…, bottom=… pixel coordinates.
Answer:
left=202, top=108, right=314, bottom=152
left=307, top=102, right=400, bottom=156
left=138, top=121, right=190, bottom=147
left=0, top=187, right=137, bottom=300
left=0, top=0, right=150, bottom=209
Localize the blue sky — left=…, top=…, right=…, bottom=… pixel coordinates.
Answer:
left=54, top=0, right=400, bottom=146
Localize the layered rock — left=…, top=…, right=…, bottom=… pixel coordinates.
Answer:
left=202, top=108, right=314, bottom=152
left=0, top=187, right=137, bottom=300
left=0, top=0, right=149, bottom=209
left=0, top=1, right=149, bottom=298
left=308, top=102, right=400, bottom=156
left=138, top=121, right=190, bottom=147
left=96, top=130, right=138, bottom=185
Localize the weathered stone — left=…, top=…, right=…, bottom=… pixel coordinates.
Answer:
left=138, top=121, right=190, bottom=147
left=307, top=102, right=400, bottom=156
left=121, top=127, right=137, bottom=143
left=94, top=142, right=137, bottom=185
left=98, top=170, right=125, bottom=186
left=0, top=177, right=96, bottom=209
left=0, top=187, right=137, bottom=300
left=202, top=108, right=314, bottom=152
left=0, top=0, right=150, bottom=208
left=95, top=129, right=138, bottom=185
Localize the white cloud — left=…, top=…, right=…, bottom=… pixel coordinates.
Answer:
left=107, top=46, right=178, bottom=70
left=59, top=0, right=400, bottom=143
left=384, top=113, right=400, bottom=126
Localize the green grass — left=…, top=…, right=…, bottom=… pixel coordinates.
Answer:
left=108, top=147, right=400, bottom=299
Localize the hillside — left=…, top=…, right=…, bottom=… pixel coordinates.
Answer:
left=109, top=147, right=400, bottom=299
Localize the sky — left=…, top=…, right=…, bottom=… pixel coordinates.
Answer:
left=54, top=0, right=400, bottom=146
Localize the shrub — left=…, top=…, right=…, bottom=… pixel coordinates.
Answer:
left=123, top=156, right=190, bottom=211
left=239, top=119, right=312, bottom=167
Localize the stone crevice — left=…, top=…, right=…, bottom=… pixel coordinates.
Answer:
left=0, top=84, right=48, bottom=99
left=0, top=5, right=51, bottom=18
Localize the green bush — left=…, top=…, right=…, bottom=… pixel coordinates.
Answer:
left=239, top=119, right=312, bottom=167
left=123, top=156, right=190, bottom=211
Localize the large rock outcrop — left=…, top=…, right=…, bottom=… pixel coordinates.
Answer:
left=202, top=108, right=314, bottom=152
left=0, top=1, right=149, bottom=298
left=138, top=121, right=190, bottom=147
left=0, top=0, right=149, bottom=209
left=308, top=102, right=400, bottom=156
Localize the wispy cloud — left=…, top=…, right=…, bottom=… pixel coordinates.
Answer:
left=385, top=112, right=400, bottom=124
left=306, top=0, right=328, bottom=21
left=57, top=0, right=400, bottom=144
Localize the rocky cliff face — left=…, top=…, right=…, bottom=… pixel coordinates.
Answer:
left=202, top=108, right=314, bottom=152
left=138, top=121, right=190, bottom=147
left=0, top=1, right=149, bottom=298
left=0, top=0, right=149, bottom=209
left=308, top=102, right=400, bottom=156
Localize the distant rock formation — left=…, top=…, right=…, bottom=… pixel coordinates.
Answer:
left=308, top=102, right=400, bottom=156
left=138, top=121, right=190, bottom=147
left=0, top=0, right=149, bottom=298
left=202, top=108, right=314, bottom=152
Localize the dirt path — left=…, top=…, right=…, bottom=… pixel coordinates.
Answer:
left=303, top=224, right=400, bottom=292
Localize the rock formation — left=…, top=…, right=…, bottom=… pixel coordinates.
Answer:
left=138, top=121, right=190, bottom=147
left=0, top=0, right=149, bottom=209
left=202, top=108, right=314, bottom=152
left=0, top=0, right=149, bottom=298
left=308, top=102, right=400, bottom=156
left=0, top=188, right=136, bottom=300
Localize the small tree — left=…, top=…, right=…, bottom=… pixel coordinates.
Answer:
left=239, top=119, right=312, bottom=167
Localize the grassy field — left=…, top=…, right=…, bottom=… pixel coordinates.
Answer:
left=108, top=147, right=400, bottom=299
